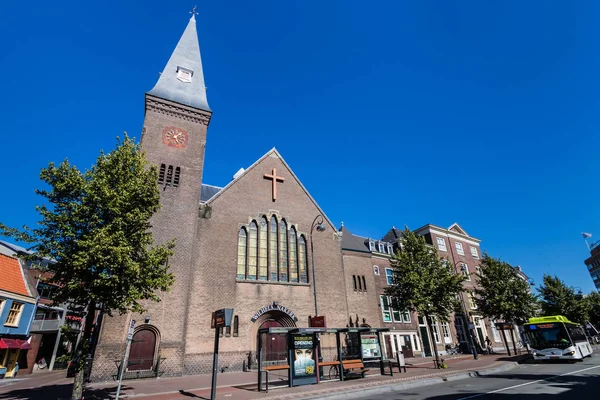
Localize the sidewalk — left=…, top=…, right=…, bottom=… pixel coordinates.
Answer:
left=0, top=353, right=527, bottom=400
left=84, top=353, right=525, bottom=400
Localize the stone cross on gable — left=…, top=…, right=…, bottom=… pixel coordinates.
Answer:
left=264, top=168, right=285, bottom=201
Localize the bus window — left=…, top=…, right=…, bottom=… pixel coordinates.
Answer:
left=566, top=325, right=587, bottom=342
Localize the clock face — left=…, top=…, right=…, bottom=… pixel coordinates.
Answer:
left=162, top=126, right=189, bottom=148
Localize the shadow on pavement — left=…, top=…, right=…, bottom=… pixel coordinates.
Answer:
left=421, top=369, right=600, bottom=400
left=0, top=383, right=131, bottom=400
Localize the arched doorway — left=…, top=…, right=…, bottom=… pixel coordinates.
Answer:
left=259, top=319, right=286, bottom=362
left=128, top=328, right=158, bottom=371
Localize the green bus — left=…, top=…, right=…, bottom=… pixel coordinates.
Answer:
left=523, top=315, right=593, bottom=361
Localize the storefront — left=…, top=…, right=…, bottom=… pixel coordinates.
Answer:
left=0, top=339, right=32, bottom=378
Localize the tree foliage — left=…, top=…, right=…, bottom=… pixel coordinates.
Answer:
left=0, top=135, right=175, bottom=399
left=587, top=291, right=600, bottom=329
left=538, top=274, right=589, bottom=324
left=473, top=254, right=538, bottom=324
left=385, top=228, right=466, bottom=319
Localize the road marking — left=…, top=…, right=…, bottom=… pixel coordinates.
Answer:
left=456, top=364, right=600, bottom=400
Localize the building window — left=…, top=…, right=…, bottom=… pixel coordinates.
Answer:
left=37, top=283, right=56, bottom=300
left=475, top=265, right=482, bottom=277
left=173, top=167, right=181, bottom=187
left=369, top=240, right=375, bottom=252
left=158, top=164, right=166, bottom=184
left=387, top=244, right=393, bottom=255
left=233, top=316, right=239, bottom=337
left=248, top=221, right=258, bottom=279
left=289, top=227, right=298, bottom=282
left=385, top=268, right=394, bottom=285
left=454, top=316, right=467, bottom=343
left=259, top=217, right=268, bottom=281
left=455, top=242, right=464, bottom=255
left=470, top=246, right=479, bottom=259
left=357, top=275, right=363, bottom=291
left=225, top=325, right=231, bottom=337
left=353, top=275, right=357, bottom=291
left=401, top=310, right=411, bottom=323
left=380, top=295, right=392, bottom=322
left=490, top=320, right=501, bottom=342
left=430, top=317, right=441, bottom=343
left=468, top=292, right=477, bottom=309
left=362, top=276, right=367, bottom=292
left=176, top=66, right=193, bottom=83
left=461, top=263, right=470, bottom=281
left=441, top=322, right=451, bottom=342
left=279, top=219, right=288, bottom=282
left=373, top=265, right=380, bottom=275
left=298, top=235, right=308, bottom=283
left=5, top=302, right=23, bottom=326
left=269, top=216, right=278, bottom=281
left=166, top=165, right=173, bottom=185
left=378, top=242, right=385, bottom=253
left=437, top=237, right=447, bottom=252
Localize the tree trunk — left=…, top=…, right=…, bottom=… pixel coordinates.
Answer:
left=426, top=315, right=441, bottom=369
left=500, top=328, right=511, bottom=356
left=509, top=326, right=518, bottom=355
left=71, top=300, right=96, bottom=400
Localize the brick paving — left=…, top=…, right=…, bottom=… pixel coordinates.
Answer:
left=0, top=353, right=525, bottom=400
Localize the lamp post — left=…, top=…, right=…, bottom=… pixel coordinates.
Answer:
left=310, top=215, right=326, bottom=317
left=455, top=261, right=478, bottom=360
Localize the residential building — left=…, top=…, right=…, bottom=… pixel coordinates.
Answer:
left=0, top=254, right=37, bottom=378
left=584, top=243, right=600, bottom=291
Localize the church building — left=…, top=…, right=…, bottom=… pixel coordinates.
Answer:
left=90, top=13, right=491, bottom=381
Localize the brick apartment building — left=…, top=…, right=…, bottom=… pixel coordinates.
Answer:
left=584, top=243, right=600, bottom=291
left=90, top=13, right=509, bottom=381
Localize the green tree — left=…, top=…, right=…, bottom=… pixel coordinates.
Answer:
left=473, top=254, right=538, bottom=355
left=385, top=228, right=466, bottom=368
left=538, top=275, right=589, bottom=324
left=587, top=291, right=600, bottom=332
left=0, top=135, right=174, bottom=400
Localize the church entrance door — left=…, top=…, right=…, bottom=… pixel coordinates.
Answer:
left=259, top=320, right=287, bottom=364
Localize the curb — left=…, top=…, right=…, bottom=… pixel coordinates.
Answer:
left=296, top=361, right=520, bottom=400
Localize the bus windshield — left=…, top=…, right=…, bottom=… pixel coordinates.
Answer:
left=524, top=323, right=572, bottom=349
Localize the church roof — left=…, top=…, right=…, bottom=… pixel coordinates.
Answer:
left=147, top=15, right=210, bottom=112
left=340, top=226, right=370, bottom=253
left=200, top=184, right=222, bottom=203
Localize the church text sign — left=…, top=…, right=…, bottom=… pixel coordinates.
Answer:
left=251, top=304, right=298, bottom=322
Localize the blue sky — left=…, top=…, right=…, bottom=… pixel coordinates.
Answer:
left=1, top=1, right=599, bottom=293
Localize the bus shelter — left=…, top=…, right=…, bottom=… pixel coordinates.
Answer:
left=257, top=326, right=389, bottom=392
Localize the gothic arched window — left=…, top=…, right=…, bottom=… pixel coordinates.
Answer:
left=259, top=217, right=268, bottom=280
left=289, top=227, right=298, bottom=282
left=279, top=219, right=288, bottom=282
left=269, top=215, right=278, bottom=281
left=298, top=235, right=307, bottom=283
left=248, top=221, right=258, bottom=279
left=236, top=228, right=247, bottom=280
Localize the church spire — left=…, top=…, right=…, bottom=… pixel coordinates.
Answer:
left=148, top=10, right=210, bottom=112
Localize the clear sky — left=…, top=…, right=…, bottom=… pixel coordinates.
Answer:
left=1, top=1, right=599, bottom=293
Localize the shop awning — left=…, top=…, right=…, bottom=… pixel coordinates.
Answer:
left=0, top=339, right=32, bottom=350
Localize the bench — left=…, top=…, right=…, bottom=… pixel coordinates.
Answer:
left=259, top=365, right=290, bottom=393
left=342, top=359, right=369, bottom=378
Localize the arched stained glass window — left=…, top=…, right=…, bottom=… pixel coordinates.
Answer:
left=289, top=227, right=298, bottom=282
left=270, top=216, right=278, bottom=281
left=248, top=221, right=258, bottom=279
left=259, top=217, right=268, bottom=280
left=279, top=219, right=288, bottom=282
left=237, top=228, right=247, bottom=279
left=298, top=235, right=307, bottom=283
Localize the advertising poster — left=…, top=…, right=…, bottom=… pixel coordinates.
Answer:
left=291, top=334, right=316, bottom=377
left=361, top=334, right=381, bottom=358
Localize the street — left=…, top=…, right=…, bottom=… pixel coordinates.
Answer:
left=357, top=355, right=600, bottom=400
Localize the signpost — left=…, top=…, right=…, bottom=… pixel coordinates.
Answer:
left=115, top=319, right=135, bottom=400
left=210, top=308, right=234, bottom=400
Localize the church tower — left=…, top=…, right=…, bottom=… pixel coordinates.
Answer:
left=91, top=13, right=212, bottom=380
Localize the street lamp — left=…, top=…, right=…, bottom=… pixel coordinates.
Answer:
left=310, top=215, right=326, bottom=317
left=456, top=261, right=478, bottom=360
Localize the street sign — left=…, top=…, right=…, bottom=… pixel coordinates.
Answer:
left=127, top=319, right=136, bottom=340
left=212, top=308, right=234, bottom=329
left=309, top=316, right=326, bottom=328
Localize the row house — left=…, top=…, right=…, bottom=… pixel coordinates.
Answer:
left=0, top=254, right=37, bottom=378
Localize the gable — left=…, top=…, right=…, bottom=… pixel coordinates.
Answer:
left=0, top=254, right=30, bottom=297
left=448, top=223, right=468, bottom=236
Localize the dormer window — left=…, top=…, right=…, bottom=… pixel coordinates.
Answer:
left=387, top=244, right=393, bottom=255
left=378, top=242, right=385, bottom=253
left=368, top=240, right=375, bottom=252
left=177, top=66, right=193, bottom=83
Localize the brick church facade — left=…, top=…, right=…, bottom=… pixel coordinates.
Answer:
left=90, top=14, right=495, bottom=381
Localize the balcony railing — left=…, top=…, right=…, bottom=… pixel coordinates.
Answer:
left=30, top=319, right=60, bottom=332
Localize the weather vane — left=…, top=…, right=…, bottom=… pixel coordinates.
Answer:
left=190, top=5, right=199, bottom=18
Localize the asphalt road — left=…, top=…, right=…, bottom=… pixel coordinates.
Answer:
left=358, top=355, right=600, bottom=399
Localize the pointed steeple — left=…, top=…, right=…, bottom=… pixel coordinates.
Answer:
left=148, top=13, right=210, bottom=112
